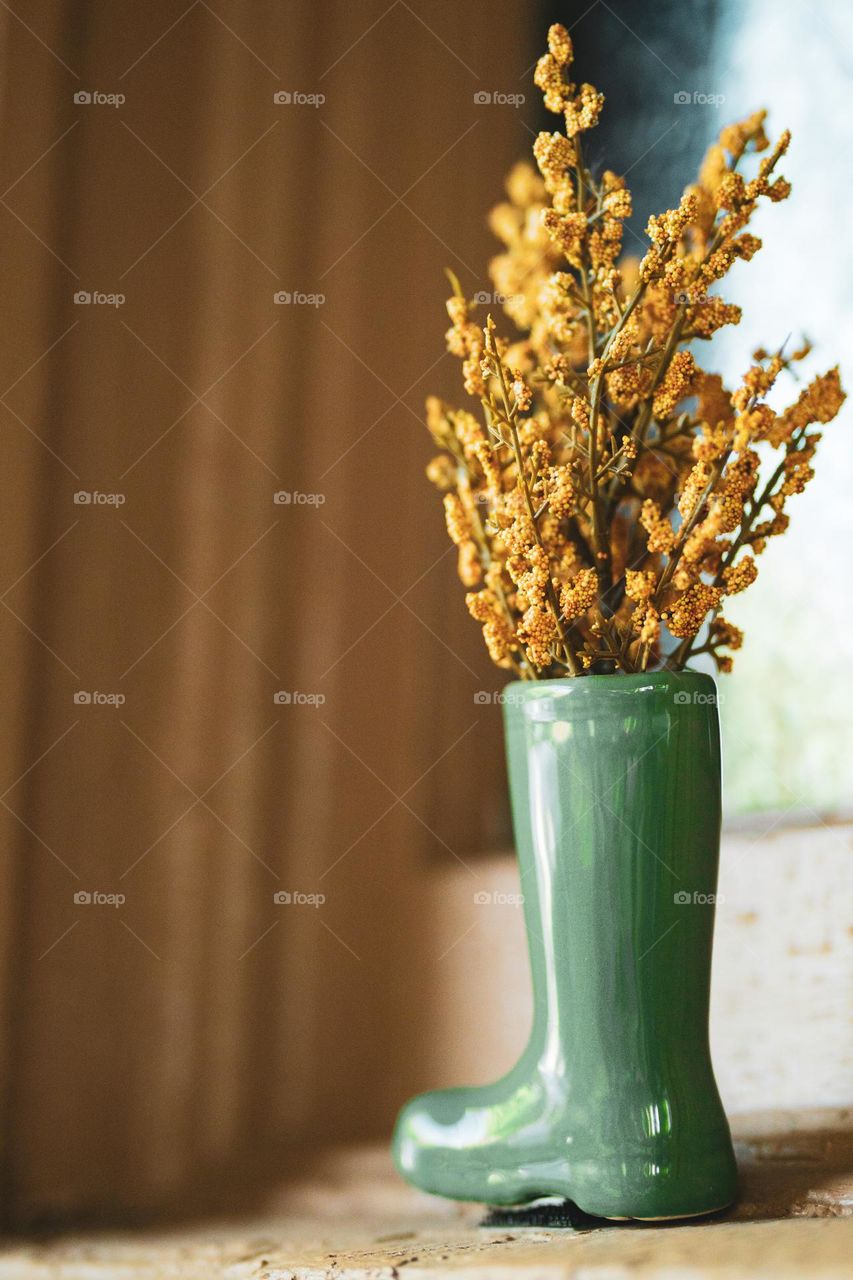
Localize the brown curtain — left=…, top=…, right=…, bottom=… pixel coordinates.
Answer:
left=0, top=0, right=535, bottom=1218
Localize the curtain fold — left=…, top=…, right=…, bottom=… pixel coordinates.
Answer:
left=0, top=0, right=535, bottom=1217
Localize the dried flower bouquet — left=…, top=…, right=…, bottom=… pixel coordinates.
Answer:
left=426, top=24, right=845, bottom=679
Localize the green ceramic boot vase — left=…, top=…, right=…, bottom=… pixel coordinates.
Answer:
left=393, top=670, right=737, bottom=1219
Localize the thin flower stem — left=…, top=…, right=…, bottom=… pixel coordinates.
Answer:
left=492, top=349, right=581, bottom=677
left=674, top=422, right=810, bottom=668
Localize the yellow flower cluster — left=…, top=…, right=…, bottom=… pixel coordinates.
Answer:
left=422, top=23, right=846, bottom=679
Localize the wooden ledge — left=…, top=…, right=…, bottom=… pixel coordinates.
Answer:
left=0, top=1109, right=849, bottom=1278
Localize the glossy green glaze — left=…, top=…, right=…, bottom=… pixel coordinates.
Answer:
left=393, top=670, right=737, bottom=1219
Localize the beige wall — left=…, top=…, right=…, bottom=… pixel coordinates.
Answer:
left=422, top=825, right=853, bottom=1117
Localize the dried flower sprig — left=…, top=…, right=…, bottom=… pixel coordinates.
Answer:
left=425, top=23, right=845, bottom=678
